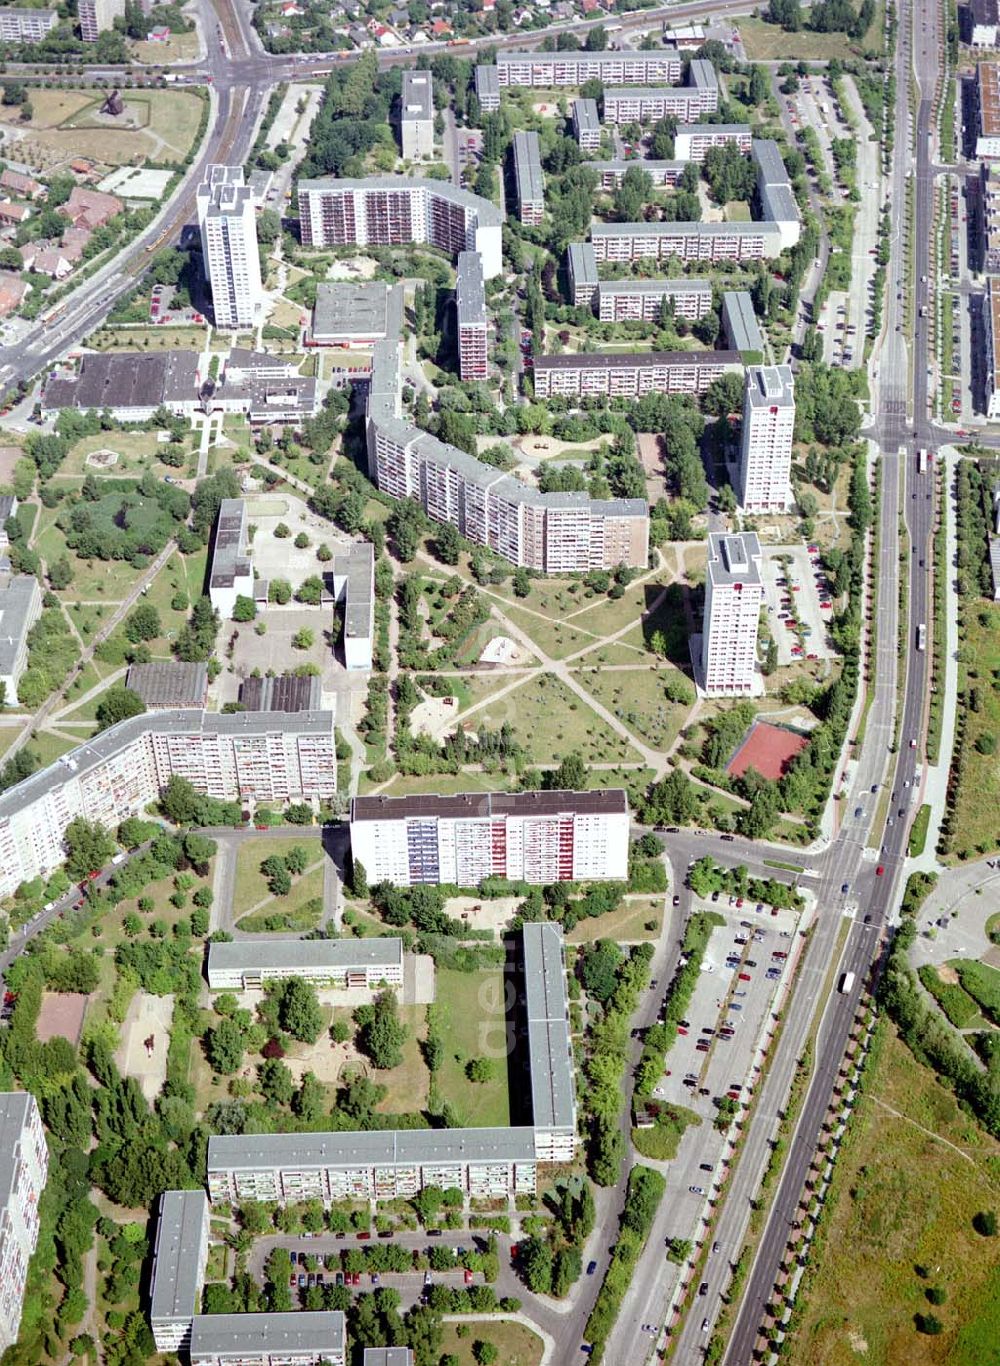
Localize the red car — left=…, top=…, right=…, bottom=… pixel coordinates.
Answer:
left=677, top=1026, right=688, bottom=1035
left=876, top=865, right=885, bottom=876
left=464, top=1269, right=474, bottom=1285
left=739, top=972, right=751, bottom=982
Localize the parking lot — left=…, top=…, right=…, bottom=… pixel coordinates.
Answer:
left=760, top=545, right=836, bottom=666
left=149, top=283, right=205, bottom=327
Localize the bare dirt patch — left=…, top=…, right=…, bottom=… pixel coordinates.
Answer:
left=409, top=694, right=457, bottom=741
left=937, top=964, right=960, bottom=985
left=637, top=433, right=669, bottom=502
left=37, top=991, right=89, bottom=1045
left=443, top=895, right=520, bottom=940
left=115, top=992, right=173, bottom=1103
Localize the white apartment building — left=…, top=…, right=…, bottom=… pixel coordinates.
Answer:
left=512, top=130, right=545, bottom=225
left=739, top=365, right=795, bottom=512
left=596, top=279, right=713, bottom=323
left=207, top=938, right=404, bottom=992
left=496, top=48, right=683, bottom=86
left=603, top=63, right=719, bottom=125
left=332, top=540, right=375, bottom=671
left=349, top=789, right=629, bottom=886
left=590, top=160, right=685, bottom=190
left=752, top=138, right=801, bottom=249
left=365, top=340, right=649, bottom=572
left=0, top=573, right=41, bottom=706
left=591, top=219, right=783, bottom=263
left=400, top=71, right=434, bottom=159
left=190, top=1313, right=345, bottom=1366
left=78, top=0, right=124, bottom=41
left=208, top=497, right=254, bottom=619
left=572, top=98, right=602, bottom=151
left=208, top=925, right=576, bottom=1204
left=532, top=350, right=741, bottom=400
left=978, top=61, right=1000, bottom=157
left=297, top=176, right=503, bottom=279
left=197, top=166, right=263, bottom=331
left=567, top=240, right=599, bottom=308
left=150, top=1191, right=210, bottom=1354
left=456, top=250, right=489, bottom=381
left=474, top=63, right=500, bottom=111
left=986, top=277, right=1000, bottom=418
left=0, top=1094, right=48, bottom=1353
left=0, top=710, right=337, bottom=899
left=702, top=532, right=764, bottom=696
left=0, top=8, right=57, bottom=42
left=674, top=122, right=752, bottom=162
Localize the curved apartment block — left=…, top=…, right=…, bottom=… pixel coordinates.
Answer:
left=297, top=176, right=503, bottom=279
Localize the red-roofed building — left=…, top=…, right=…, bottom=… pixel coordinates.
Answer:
left=431, top=18, right=452, bottom=35
left=60, top=186, right=123, bottom=230
left=0, top=273, right=27, bottom=318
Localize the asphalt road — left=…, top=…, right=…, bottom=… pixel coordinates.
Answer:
left=722, top=0, right=944, bottom=1358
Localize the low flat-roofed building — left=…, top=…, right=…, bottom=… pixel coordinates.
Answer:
left=240, top=673, right=321, bottom=712
left=333, top=541, right=374, bottom=670
left=572, top=97, right=602, bottom=150
left=0, top=573, right=41, bottom=706
left=311, top=281, right=404, bottom=347
left=721, top=289, right=766, bottom=359
left=364, top=1351, right=414, bottom=1366
left=189, top=1311, right=346, bottom=1366
left=125, top=662, right=209, bottom=710
left=206, top=936, right=404, bottom=991
left=965, top=0, right=999, bottom=45
left=41, top=350, right=201, bottom=421
left=149, top=1191, right=210, bottom=1353
left=589, top=159, right=686, bottom=190
left=208, top=498, right=253, bottom=620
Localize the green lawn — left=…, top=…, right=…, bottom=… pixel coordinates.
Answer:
left=574, top=664, right=691, bottom=751
left=28, top=730, right=80, bottom=768
left=434, top=968, right=511, bottom=1128
left=566, top=898, right=663, bottom=944
left=232, top=837, right=327, bottom=919
left=737, top=8, right=883, bottom=60
left=496, top=603, right=601, bottom=661
left=33, top=521, right=143, bottom=602
left=437, top=1319, right=543, bottom=1366
left=0, top=724, right=27, bottom=759
left=469, top=674, right=644, bottom=766
left=946, top=601, right=1000, bottom=861
left=58, top=430, right=169, bottom=480
left=789, top=1026, right=1000, bottom=1366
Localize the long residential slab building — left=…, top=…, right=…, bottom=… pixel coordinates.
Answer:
left=985, top=276, right=1000, bottom=418
left=297, top=176, right=503, bottom=279
left=591, top=218, right=784, bottom=263
left=349, top=788, right=630, bottom=886
left=149, top=1190, right=347, bottom=1365
left=0, top=1094, right=48, bottom=1352
left=207, top=924, right=576, bottom=1202
left=495, top=47, right=683, bottom=86
left=0, top=710, right=337, bottom=899
left=511, top=129, right=545, bottom=225
left=365, top=334, right=649, bottom=573
left=532, top=349, right=741, bottom=399
left=602, top=62, right=720, bottom=124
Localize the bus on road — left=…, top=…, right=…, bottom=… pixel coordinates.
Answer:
left=917, top=448, right=928, bottom=474
left=916, top=623, right=927, bottom=651
left=838, top=971, right=855, bottom=994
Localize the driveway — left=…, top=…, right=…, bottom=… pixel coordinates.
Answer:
left=908, top=858, right=1000, bottom=970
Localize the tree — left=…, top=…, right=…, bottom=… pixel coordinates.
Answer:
left=356, top=989, right=407, bottom=1069
left=473, top=1343, right=499, bottom=1366
left=350, top=857, right=369, bottom=899
left=284, top=845, right=308, bottom=876
left=973, top=1210, right=997, bottom=1236
left=435, top=521, right=462, bottom=565
left=277, top=977, right=324, bottom=1044
left=916, top=1314, right=943, bottom=1336
left=261, top=855, right=292, bottom=897
left=48, top=555, right=74, bottom=590
left=512, top=567, right=532, bottom=598
left=206, top=1018, right=244, bottom=1074
left=293, top=1072, right=326, bottom=1121
left=550, top=752, right=587, bottom=791
left=466, top=1057, right=496, bottom=1083
left=95, top=686, right=147, bottom=732
left=292, top=628, right=315, bottom=650
left=64, top=818, right=116, bottom=880
left=579, top=940, right=623, bottom=1004
left=258, top=1058, right=295, bottom=1106
left=233, top=595, right=257, bottom=622
left=125, top=603, right=161, bottom=643
left=518, top=1236, right=553, bottom=1294
left=274, top=522, right=291, bottom=539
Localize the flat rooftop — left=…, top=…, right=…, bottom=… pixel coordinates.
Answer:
left=401, top=70, right=433, bottom=122
left=297, top=176, right=503, bottom=228
left=207, top=937, right=403, bottom=975
left=598, top=278, right=713, bottom=297
left=43, top=350, right=199, bottom=412
left=313, top=281, right=403, bottom=341
left=456, top=250, right=487, bottom=327
left=573, top=97, right=601, bottom=134
left=513, top=130, right=545, bottom=206
left=150, top=1191, right=208, bottom=1325
left=125, top=661, right=208, bottom=709
left=334, top=541, right=374, bottom=641
left=592, top=219, right=781, bottom=239
left=189, top=1311, right=345, bottom=1358
left=351, top=788, right=628, bottom=822
left=209, top=1126, right=539, bottom=1170
left=209, top=498, right=250, bottom=592
left=0, top=574, right=37, bottom=676
left=981, top=62, right=1000, bottom=138
left=534, top=349, right=740, bottom=371
left=722, top=290, right=765, bottom=356
left=522, top=922, right=575, bottom=1132
left=708, top=531, right=763, bottom=587
left=746, top=363, right=794, bottom=409
left=0, top=1093, right=35, bottom=1207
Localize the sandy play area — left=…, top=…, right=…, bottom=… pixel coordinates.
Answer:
left=443, top=896, right=520, bottom=940
left=116, top=992, right=173, bottom=1103
left=36, top=991, right=89, bottom=1045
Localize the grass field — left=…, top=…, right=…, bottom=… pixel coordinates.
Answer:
left=497, top=603, right=602, bottom=661
left=469, top=674, right=644, bottom=766
left=790, top=1027, right=1000, bottom=1366
left=33, top=518, right=144, bottom=602
left=574, top=664, right=691, bottom=751
left=566, top=897, right=663, bottom=943
left=91, top=325, right=210, bottom=351
left=59, top=431, right=173, bottom=480
left=373, top=1004, right=429, bottom=1114
left=232, top=837, right=326, bottom=919
left=437, top=1319, right=543, bottom=1366
left=737, top=8, right=883, bottom=60
left=359, top=770, right=513, bottom=798
left=0, top=724, right=27, bottom=758
left=434, top=968, right=511, bottom=1128
left=947, top=601, right=1000, bottom=860
left=1, top=86, right=204, bottom=166
left=28, top=730, right=80, bottom=769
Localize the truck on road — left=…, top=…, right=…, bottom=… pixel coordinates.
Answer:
left=838, top=971, right=855, bottom=994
